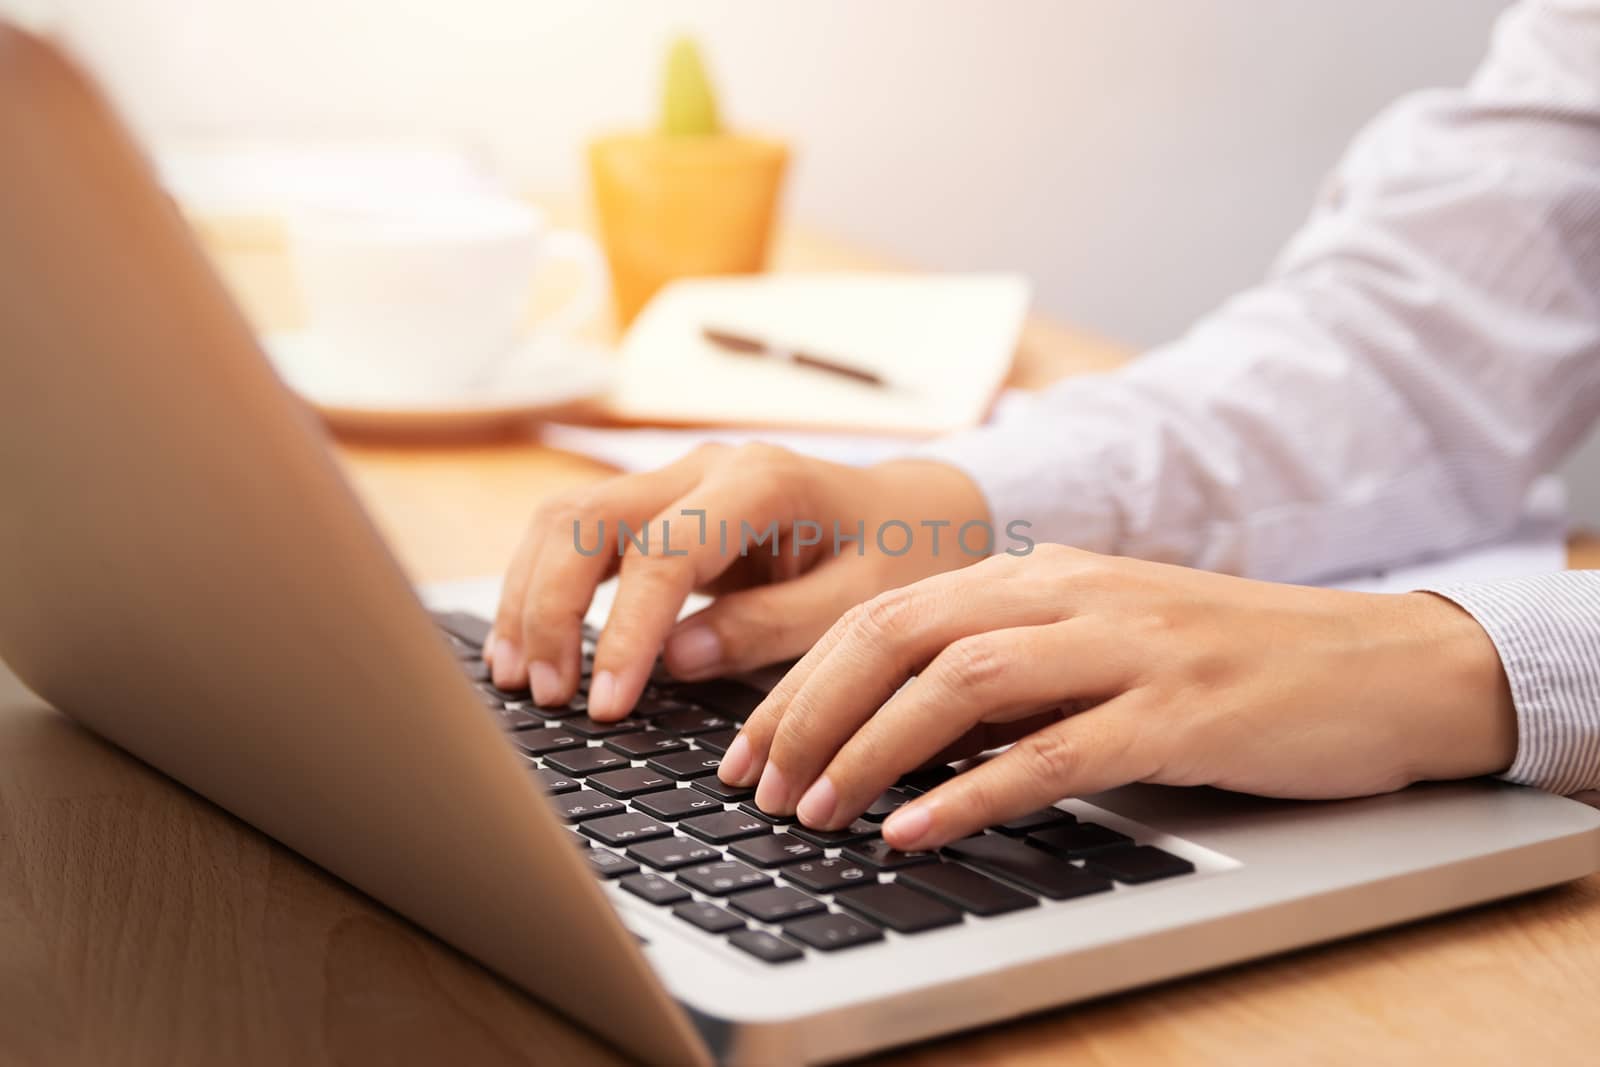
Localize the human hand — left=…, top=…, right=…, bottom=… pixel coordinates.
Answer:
left=486, top=444, right=995, bottom=720
left=718, top=545, right=1517, bottom=850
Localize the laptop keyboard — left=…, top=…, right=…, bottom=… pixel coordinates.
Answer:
left=432, top=611, right=1196, bottom=965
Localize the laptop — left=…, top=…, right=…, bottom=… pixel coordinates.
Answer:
left=1, top=25, right=1597, bottom=1066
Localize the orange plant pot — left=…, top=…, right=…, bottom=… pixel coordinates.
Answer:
left=588, top=133, right=789, bottom=327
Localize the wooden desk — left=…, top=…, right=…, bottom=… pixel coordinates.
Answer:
left=1, top=222, right=1597, bottom=1067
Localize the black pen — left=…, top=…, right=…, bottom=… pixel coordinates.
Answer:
left=701, top=326, right=887, bottom=387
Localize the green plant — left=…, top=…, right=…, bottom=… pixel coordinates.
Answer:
left=660, top=37, right=722, bottom=137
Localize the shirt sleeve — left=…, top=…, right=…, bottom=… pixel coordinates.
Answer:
left=1423, top=571, right=1600, bottom=795
left=916, top=0, right=1600, bottom=584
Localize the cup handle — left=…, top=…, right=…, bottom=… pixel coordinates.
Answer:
left=533, top=229, right=608, bottom=339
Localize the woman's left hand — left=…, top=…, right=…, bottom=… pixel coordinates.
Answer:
left=715, top=544, right=1517, bottom=852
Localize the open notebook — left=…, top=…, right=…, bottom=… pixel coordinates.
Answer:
left=599, top=273, right=1032, bottom=436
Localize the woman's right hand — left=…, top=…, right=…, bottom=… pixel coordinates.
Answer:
left=485, top=443, right=997, bottom=721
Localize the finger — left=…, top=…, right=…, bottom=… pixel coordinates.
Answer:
left=795, top=622, right=1129, bottom=829
left=679, top=567, right=871, bottom=786
left=507, top=459, right=705, bottom=702
left=882, top=695, right=1162, bottom=850
left=725, top=560, right=1017, bottom=790
left=489, top=525, right=541, bottom=690
left=919, top=713, right=1066, bottom=769
left=662, top=561, right=863, bottom=681
left=519, top=539, right=616, bottom=704
left=588, top=463, right=799, bottom=720
left=716, top=598, right=856, bottom=788
left=750, top=558, right=1068, bottom=813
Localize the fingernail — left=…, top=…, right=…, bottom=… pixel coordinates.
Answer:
left=665, top=625, right=722, bottom=679
left=588, top=669, right=619, bottom=719
left=528, top=661, right=561, bottom=706
left=491, top=638, right=521, bottom=688
left=884, top=804, right=933, bottom=850
left=796, top=775, right=838, bottom=829
left=719, top=734, right=754, bottom=785
left=755, top=763, right=792, bottom=814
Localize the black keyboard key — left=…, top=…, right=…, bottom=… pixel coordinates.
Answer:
left=994, top=807, right=1075, bottom=836
left=897, top=861, right=1038, bottom=916
left=728, top=885, right=827, bottom=924
left=678, top=860, right=772, bottom=896
left=695, top=727, right=740, bottom=754
left=835, top=881, right=963, bottom=933
left=445, top=633, right=483, bottom=659
left=861, top=788, right=914, bottom=822
left=605, top=732, right=691, bottom=759
left=1025, top=822, right=1132, bottom=857
left=683, top=679, right=767, bottom=719
left=738, top=802, right=798, bottom=826
left=460, top=659, right=493, bottom=684
left=545, top=746, right=631, bottom=777
left=551, top=789, right=627, bottom=822
left=620, top=872, right=691, bottom=905
left=588, top=766, right=677, bottom=799
left=727, top=928, right=801, bottom=963
left=634, top=788, right=725, bottom=821
left=691, top=777, right=754, bottom=802
left=787, top=819, right=879, bottom=848
left=580, top=812, right=673, bottom=847
left=897, top=765, right=957, bottom=794
left=498, top=707, right=545, bottom=730
left=645, top=748, right=725, bottom=780
left=564, top=716, right=639, bottom=739
left=1082, top=845, right=1195, bottom=884
left=569, top=830, right=591, bottom=848
left=783, top=912, right=884, bottom=952
left=631, top=691, right=683, bottom=718
left=944, top=835, right=1113, bottom=900
left=841, top=839, right=938, bottom=871
left=647, top=660, right=681, bottom=688
left=626, top=835, right=722, bottom=870
left=478, top=682, right=531, bottom=704
left=673, top=901, right=745, bottom=934
left=650, top=705, right=738, bottom=736
left=511, top=728, right=583, bottom=756
left=782, top=857, right=876, bottom=894
left=681, top=810, right=771, bottom=844
left=532, top=699, right=587, bottom=720
left=585, top=850, right=639, bottom=878
left=729, top=834, right=823, bottom=868
left=531, top=766, right=580, bottom=795
left=431, top=610, right=492, bottom=648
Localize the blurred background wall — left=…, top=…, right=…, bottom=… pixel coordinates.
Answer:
left=9, top=0, right=1597, bottom=520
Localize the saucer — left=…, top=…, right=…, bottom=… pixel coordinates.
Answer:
left=263, top=330, right=616, bottom=436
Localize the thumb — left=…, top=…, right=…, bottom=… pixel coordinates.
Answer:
left=662, top=566, right=862, bottom=679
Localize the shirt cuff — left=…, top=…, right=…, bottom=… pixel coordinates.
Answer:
left=1422, top=572, right=1600, bottom=796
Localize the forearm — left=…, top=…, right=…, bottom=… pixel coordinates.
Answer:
left=920, top=0, right=1600, bottom=582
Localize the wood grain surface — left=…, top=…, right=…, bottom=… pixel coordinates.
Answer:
left=1, top=216, right=1596, bottom=1067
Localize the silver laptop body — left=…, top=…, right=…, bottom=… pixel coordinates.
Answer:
left=2, top=25, right=1597, bottom=1066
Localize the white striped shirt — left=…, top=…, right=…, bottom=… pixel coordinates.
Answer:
left=921, top=0, right=1600, bottom=794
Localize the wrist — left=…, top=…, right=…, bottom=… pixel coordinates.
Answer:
left=863, top=459, right=993, bottom=576
left=1392, top=592, right=1517, bottom=782
left=870, top=459, right=990, bottom=517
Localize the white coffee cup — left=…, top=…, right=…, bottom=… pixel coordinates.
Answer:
left=286, top=195, right=605, bottom=402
